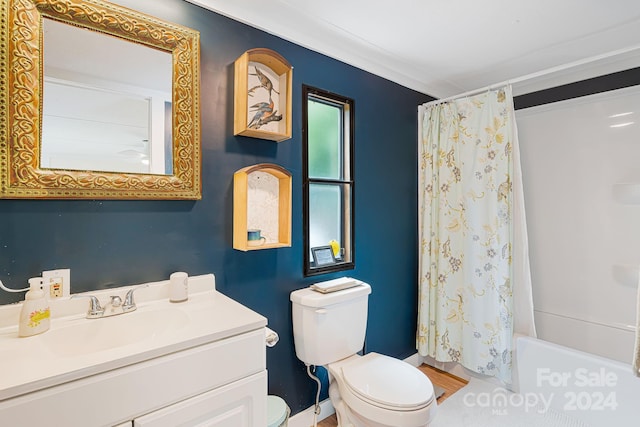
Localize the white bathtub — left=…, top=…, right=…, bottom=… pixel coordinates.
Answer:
left=516, top=336, right=640, bottom=426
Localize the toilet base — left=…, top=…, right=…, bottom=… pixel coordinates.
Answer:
left=330, top=381, right=380, bottom=427
left=327, top=365, right=436, bottom=427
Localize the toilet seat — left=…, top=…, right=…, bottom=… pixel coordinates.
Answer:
left=340, top=353, right=435, bottom=411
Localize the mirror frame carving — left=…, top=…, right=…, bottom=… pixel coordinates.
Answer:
left=0, top=0, right=201, bottom=199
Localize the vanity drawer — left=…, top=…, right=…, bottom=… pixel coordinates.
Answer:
left=0, top=328, right=266, bottom=427
left=133, top=371, right=266, bottom=426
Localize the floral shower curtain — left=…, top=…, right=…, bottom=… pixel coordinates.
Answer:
left=417, top=85, right=534, bottom=383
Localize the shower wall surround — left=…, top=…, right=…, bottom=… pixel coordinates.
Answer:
left=516, top=84, right=640, bottom=362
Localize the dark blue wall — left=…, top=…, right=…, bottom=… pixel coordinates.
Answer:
left=0, top=0, right=432, bottom=414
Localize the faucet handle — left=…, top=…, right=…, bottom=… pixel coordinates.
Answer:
left=122, top=284, right=149, bottom=312
left=71, top=294, right=104, bottom=318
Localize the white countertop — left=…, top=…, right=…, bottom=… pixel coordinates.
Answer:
left=0, top=274, right=267, bottom=401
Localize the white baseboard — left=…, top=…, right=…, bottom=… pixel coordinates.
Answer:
left=404, top=351, right=424, bottom=367
left=288, top=352, right=423, bottom=426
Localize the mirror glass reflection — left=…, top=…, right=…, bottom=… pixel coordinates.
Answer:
left=42, top=18, right=173, bottom=175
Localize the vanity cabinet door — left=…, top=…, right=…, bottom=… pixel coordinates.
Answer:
left=133, top=371, right=266, bottom=427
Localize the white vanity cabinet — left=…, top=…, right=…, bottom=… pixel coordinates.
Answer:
left=0, top=328, right=266, bottom=427
left=0, top=275, right=268, bottom=427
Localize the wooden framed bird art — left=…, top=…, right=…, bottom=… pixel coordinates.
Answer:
left=234, top=48, right=292, bottom=142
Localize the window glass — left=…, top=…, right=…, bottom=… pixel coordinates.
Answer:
left=309, top=183, right=346, bottom=261
left=308, top=99, right=341, bottom=179
left=303, top=85, right=354, bottom=276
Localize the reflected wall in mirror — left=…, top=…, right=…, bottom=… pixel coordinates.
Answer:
left=42, top=18, right=173, bottom=175
left=0, top=0, right=201, bottom=199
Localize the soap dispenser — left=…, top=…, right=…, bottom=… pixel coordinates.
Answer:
left=18, top=278, right=50, bottom=337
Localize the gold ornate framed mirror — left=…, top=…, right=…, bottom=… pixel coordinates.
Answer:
left=0, top=0, right=201, bottom=199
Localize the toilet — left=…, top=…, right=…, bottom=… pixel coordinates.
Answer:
left=290, top=281, right=437, bottom=427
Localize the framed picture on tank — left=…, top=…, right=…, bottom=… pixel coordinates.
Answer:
left=234, top=48, right=292, bottom=142
left=311, top=246, right=337, bottom=267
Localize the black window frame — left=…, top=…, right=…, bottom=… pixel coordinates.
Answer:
left=302, top=84, right=355, bottom=277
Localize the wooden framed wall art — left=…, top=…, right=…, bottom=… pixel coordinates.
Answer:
left=234, top=48, right=292, bottom=142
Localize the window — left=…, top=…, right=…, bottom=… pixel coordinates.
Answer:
left=303, top=85, right=355, bottom=276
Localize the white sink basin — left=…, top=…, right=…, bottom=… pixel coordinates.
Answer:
left=41, top=307, right=190, bottom=356
left=0, top=274, right=267, bottom=402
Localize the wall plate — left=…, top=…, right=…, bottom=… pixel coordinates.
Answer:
left=42, top=269, right=71, bottom=298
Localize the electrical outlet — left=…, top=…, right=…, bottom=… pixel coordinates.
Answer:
left=49, top=276, right=63, bottom=298
left=42, top=269, right=71, bottom=299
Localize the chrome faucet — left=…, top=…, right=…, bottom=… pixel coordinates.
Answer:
left=72, top=284, right=149, bottom=319
left=122, top=284, right=148, bottom=313
left=71, top=294, right=105, bottom=319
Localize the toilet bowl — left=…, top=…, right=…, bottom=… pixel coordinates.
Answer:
left=328, top=353, right=437, bottom=427
left=290, top=280, right=437, bottom=427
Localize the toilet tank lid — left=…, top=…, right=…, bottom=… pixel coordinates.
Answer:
left=290, top=282, right=371, bottom=307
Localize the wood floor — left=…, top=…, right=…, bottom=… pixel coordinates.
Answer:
left=317, top=364, right=468, bottom=427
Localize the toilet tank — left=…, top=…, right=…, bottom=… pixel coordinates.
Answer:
left=290, top=282, right=371, bottom=366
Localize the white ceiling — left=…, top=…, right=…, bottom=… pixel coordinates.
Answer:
left=186, top=0, right=640, bottom=98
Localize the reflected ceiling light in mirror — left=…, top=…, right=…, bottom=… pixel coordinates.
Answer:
left=608, top=111, right=635, bottom=128
left=610, top=122, right=635, bottom=128
left=609, top=112, right=634, bottom=118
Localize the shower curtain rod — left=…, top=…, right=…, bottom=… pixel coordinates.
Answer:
left=420, top=44, right=640, bottom=108
left=421, top=81, right=509, bottom=108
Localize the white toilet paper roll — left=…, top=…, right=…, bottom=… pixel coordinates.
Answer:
left=265, top=327, right=279, bottom=347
